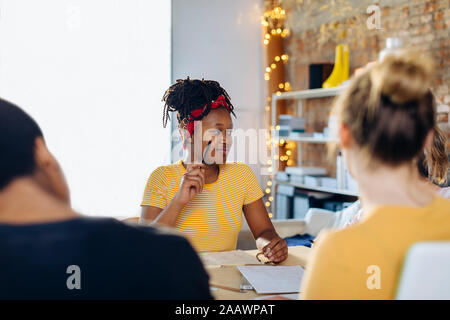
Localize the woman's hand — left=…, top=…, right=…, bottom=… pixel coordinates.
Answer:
left=174, top=164, right=205, bottom=206
left=243, top=199, right=288, bottom=264
left=256, top=233, right=288, bottom=264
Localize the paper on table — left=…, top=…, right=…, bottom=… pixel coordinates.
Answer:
left=237, top=265, right=304, bottom=294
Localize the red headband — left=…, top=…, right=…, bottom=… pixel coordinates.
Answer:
left=179, top=95, right=230, bottom=138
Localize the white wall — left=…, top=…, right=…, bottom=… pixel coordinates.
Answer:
left=0, top=0, right=171, bottom=217
left=171, top=0, right=264, bottom=166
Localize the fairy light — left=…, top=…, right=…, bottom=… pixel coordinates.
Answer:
left=261, top=2, right=290, bottom=219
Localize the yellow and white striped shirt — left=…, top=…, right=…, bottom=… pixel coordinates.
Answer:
left=141, top=161, right=264, bottom=252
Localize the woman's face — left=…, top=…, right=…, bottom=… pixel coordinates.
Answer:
left=191, top=107, right=233, bottom=165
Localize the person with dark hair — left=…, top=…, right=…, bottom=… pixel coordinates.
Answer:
left=141, top=78, right=288, bottom=263
left=0, top=98, right=212, bottom=299
left=300, top=51, right=450, bottom=299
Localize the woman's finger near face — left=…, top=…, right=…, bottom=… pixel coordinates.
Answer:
left=185, top=175, right=203, bottom=191
left=184, top=177, right=202, bottom=193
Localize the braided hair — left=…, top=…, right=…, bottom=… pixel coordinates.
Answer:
left=162, top=77, right=235, bottom=127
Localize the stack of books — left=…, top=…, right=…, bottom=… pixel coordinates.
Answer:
left=285, top=166, right=327, bottom=186
left=278, top=115, right=306, bottom=137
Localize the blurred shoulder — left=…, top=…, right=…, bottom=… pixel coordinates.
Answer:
left=435, top=195, right=450, bottom=211
left=315, top=222, right=369, bottom=252
left=80, top=216, right=191, bottom=249
left=148, top=162, right=183, bottom=180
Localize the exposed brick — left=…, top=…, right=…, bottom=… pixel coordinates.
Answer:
left=284, top=0, right=450, bottom=169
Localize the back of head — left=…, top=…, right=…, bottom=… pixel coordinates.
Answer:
left=0, top=98, right=43, bottom=190
left=333, top=50, right=436, bottom=165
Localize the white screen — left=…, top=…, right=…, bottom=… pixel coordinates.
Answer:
left=0, top=0, right=172, bottom=217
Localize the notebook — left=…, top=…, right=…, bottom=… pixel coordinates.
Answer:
left=237, top=265, right=304, bottom=294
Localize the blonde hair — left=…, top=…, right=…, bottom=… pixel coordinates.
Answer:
left=330, top=50, right=437, bottom=166
left=427, top=125, right=448, bottom=184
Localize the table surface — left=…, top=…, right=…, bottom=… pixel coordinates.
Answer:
left=200, top=245, right=312, bottom=300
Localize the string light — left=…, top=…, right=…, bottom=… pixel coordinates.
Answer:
left=261, top=2, right=291, bottom=219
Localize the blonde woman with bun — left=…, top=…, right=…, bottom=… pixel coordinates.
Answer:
left=300, top=51, right=450, bottom=299
left=345, top=124, right=448, bottom=228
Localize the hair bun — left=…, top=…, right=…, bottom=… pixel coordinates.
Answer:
left=370, top=51, right=435, bottom=105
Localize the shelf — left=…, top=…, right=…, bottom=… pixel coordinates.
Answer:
left=270, top=85, right=353, bottom=217
left=278, top=136, right=338, bottom=143
left=275, top=180, right=358, bottom=197
left=272, top=85, right=347, bottom=101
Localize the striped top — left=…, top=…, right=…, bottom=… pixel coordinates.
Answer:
left=141, top=161, right=264, bottom=252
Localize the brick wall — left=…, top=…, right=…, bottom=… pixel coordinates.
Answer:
left=282, top=0, right=450, bottom=177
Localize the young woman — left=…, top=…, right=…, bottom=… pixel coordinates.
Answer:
left=140, top=78, right=287, bottom=262
left=344, top=124, right=449, bottom=228
left=300, top=51, right=450, bottom=299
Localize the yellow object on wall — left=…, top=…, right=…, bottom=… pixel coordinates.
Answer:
left=322, top=44, right=349, bottom=88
